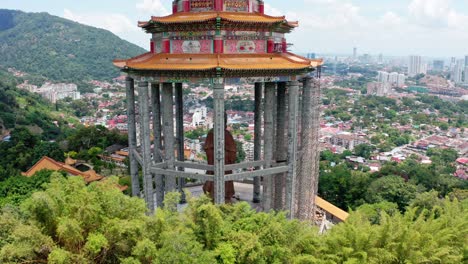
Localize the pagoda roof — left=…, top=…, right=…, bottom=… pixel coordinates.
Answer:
left=114, top=52, right=323, bottom=75
left=139, top=12, right=297, bottom=32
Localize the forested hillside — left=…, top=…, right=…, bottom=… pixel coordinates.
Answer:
left=0, top=9, right=146, bottom=82
left=0, top=69, right=73, bottom=135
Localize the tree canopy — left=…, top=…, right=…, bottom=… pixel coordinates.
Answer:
left=0, top=174, right=466, bottom=263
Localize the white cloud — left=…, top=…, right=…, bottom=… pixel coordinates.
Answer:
left=379, top=12, right=403, bottom=28
left=63, top=9, right=136, bottom=34
left=264, top=4, right=282, bottom=17
left=408, top=0, right=468, bottom=29
left=136, top=0, right=170, bottom=16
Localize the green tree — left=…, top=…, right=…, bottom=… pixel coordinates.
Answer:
left=367, top=175, right=417, bottom=211
left=353, top=144, right=375, bottom=159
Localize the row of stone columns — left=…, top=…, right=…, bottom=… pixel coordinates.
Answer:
left=125, top=76, right=320, bottom=220
left=126, top=79, right=184, bottom=212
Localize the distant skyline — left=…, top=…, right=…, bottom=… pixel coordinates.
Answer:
left=2, top=0, right=468, bottom=57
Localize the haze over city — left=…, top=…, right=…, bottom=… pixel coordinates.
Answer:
left=3, top=0, right=468, bottom=57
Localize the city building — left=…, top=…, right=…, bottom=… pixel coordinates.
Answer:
left=376, top=71, right=405, bottom=88
left=408, top=55, right=425, bottom=76
left=433, top=60, right=444, bottom=72
left=191, top=106, right=208, bottom=126
left=327, top=132, right=368, bottom=151
left=307, top=53, right=316, bottom=59
left=353, top=47, right=357, bottom=60
left=450, top=57, right=457, bottom=71
left=367, top=82, right=390, bottom=96
left=35, top=83, right=81, bottom=103
left=452, top=59, right=464, bottom=84
left=397, top=73, right=406, bottom=87
left=377, top=71, right=389, bottom=83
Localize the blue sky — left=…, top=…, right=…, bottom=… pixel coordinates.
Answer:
left=2, top=0, right=468, bottom=57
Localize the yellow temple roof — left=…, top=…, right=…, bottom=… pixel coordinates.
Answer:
left=138, top=11, right=295, bottom=27
left=114, top=53, right=323, bottom=72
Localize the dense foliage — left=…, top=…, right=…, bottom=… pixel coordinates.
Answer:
left=0, top=127, right=64, bottom=179
left=0, top=174, right=466, bottom=263
left=0, top=170, right=61, bottom=207
left=319, top=151, right=468, bottom=211
left=0, top=9, right=146, bottom=83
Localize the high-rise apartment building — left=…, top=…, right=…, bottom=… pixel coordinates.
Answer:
left=307, top=53, right=316, bottom=59
left=433, top=60, right=444, bottom=72
left=377, top=71, right=389, bottom=83
left=377, top=71, right=405, bottom=88
left=450, top=57, right=457, bottom=71
left=465, top=55, right=468, bottom=67
left=388, top=72, right=399, bottom=84
left=397, top=74, right=406, bottom=87
left=452, top=59, right=464, bottom=84
left=408, top=55, right=423, bottom=76
left=353, top=47, right=357, bottom=60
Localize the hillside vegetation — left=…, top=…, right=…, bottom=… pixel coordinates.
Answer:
left=0, top=9, right=145, bottom=82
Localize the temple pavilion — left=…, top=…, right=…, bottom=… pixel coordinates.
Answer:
left=114, top=0, right=323, bottom=220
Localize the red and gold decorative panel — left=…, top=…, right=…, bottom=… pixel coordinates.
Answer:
left=172, top=39, right=213, bottom=53
left=224, top=39, right=266, bottom=53
left=190, top=0, right=214, bottom=11
left=225, top=0, right=249, bottom=12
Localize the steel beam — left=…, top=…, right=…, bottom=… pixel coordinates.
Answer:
left=132, top=149, right=143, bottom=166
left=226, top=166, right=289, bottom=181
left=138, top=81, right=155, bottom=212
left=151, top=168, right=213, bottom=182
left=125, top=77, right=141, bottom=197
left=162, top=83, right=177, bottom=192
left=213, top=78, right=225, bottom=204
left=175, top=83, right=186, bottom=203
left=274, top=82, right=287, bottom=210
left=263, top=82, right=276, bottom=211
left=253, top=82, right=262, bottom=203
left=286, top=81, right=300, bottom=219
left=297, top=76, right=320, bottom=220
left=225, top=160, right=266, bottom=171
left=174, top=161, right=213, bottom=171
left=151, top=83, right=164, bottom=207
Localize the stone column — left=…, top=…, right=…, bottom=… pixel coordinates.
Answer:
left=138, top=81, right=155, bottom=212
left=297, top=76, right=321, bottom=220
left=151, top=83, right=164, bottom=207
left=274, top=82, right=287, bottom=210
left=126, top=77, right=140, bottom=197
left=263, top=82, right=276, bottom=211
left=213, top=78, right=225, bottom=204
left=175, top=83, right=186, bottom=203
left=252, top=82, right=262, bottom=203
left=285, top=80, right=300, bottom=218
left=162, top=83, right=176, bottom=192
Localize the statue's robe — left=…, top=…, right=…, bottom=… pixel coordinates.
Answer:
left=203, top=129, right=237, bottom=202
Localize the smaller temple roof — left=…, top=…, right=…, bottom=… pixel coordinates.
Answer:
left=114, top=53, right=323, bottom=74
left=138, top=11, right=293, bottom=26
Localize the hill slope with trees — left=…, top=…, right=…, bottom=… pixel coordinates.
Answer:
left=0, top=9, right=146, bottom=82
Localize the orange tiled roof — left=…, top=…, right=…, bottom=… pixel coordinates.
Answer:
left=22, top=156, right=103, bottom=184
left=22, top=156, right=83, bottom=177
left=81, top=170, right=104, bottom=183
left=114, top=52, right=323, bottom=72
left=138, top=12, right=292, bottom=27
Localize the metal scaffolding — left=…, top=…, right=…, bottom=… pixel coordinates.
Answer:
left=124, top=74, right=321, bottom=220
